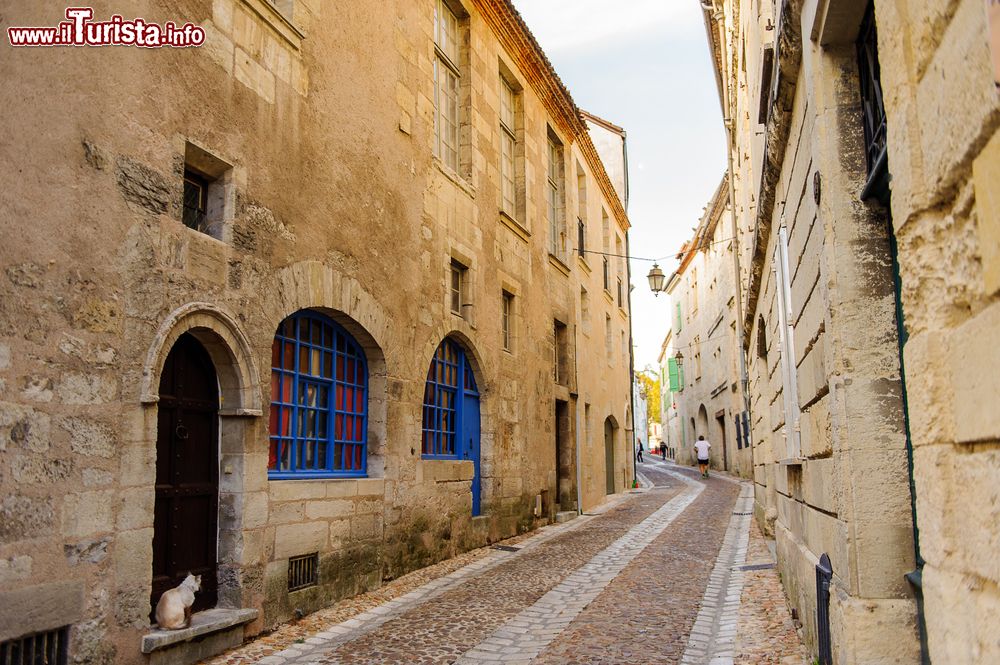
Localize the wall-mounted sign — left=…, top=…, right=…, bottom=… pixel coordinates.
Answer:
left=990, top=0, right=1000, bottom=85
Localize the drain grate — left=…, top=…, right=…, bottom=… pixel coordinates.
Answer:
left=491, top=544, right=521, bottom=552
left=288, top=552, right=319, bottom=591
left=736, top=562, right=776, bottom=571
left=732, top=511, right=753, bottom=516
left=1, top=627, right=69, bottom=665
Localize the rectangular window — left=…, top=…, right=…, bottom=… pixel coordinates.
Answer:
left=500, top=77, right=516, bottom=216
left=547, top=134, right=565, bottom=258
left=450, top=260, right=467, bottom=315
left=856, top=1, right=887, bottom=183
left=580, top=287, right=590, bottom=333
left=691, top=268, right=699, bottom=314
left=617, top=277, right=623, bottom=308
left=554, top=320, right=569, bottom=385
left=675, top=301, right=683, bottom=332
left=502, top=291, right=513, bottom=351
left=668, top=357, right=680, bottom=392
left=182, top=169, right=208, bottom=233
left=577, top=164, right=587, bottom=256
left=434, top=0, right=461, bottom=171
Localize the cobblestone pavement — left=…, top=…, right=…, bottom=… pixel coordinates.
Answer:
left=203, top=461, right=809, bottom=664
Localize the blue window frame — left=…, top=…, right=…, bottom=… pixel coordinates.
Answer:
left=422, top=338, right=478, bottom=458
left=269, top=311, right=368, bottom=479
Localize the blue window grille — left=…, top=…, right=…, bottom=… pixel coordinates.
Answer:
left=269, top=311, right=368, bottom=478
left=422, top=338, right=478, bottom=458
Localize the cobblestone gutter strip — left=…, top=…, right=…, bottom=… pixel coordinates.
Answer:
left=680, top=481, right=754, bottom=665
left=454, top=469, right=704, bottom=664
left=734, top=519, right=809, bottom=665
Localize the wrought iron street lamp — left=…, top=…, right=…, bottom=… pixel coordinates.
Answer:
left=674, top=351, right=684, bottom=367
left=647, top=263, right=667, bottom=296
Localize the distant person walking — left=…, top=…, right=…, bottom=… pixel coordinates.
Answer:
left=636, top=439, right=644, bottom=463
left=659, top=442, right=666, bottom=460
left=694, top=435, right=711, bottom=478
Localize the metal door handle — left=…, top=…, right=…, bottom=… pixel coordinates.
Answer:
left=175, top=424, right=189, bottom=440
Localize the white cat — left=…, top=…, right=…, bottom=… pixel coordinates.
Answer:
left=155, top=573, right=201, bottom=630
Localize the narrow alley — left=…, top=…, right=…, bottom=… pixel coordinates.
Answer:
left=204, top=462, right=805, bottom=665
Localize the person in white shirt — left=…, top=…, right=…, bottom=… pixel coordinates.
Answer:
left=694, top=435, right=711, bottom=478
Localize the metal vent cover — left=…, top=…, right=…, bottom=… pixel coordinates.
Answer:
left=1, top=627, right=69, bottom=665
left=288, top=553, right=319, bottom=592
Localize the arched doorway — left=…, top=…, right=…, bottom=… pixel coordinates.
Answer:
left=604, top=417, right=616, bottom=495
left=422, top=337, right=482, bottom=516
left=151, top=333, right=219, bottom=616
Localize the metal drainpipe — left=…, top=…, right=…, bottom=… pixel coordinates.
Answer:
left=712, top=2, right=754, bottom=473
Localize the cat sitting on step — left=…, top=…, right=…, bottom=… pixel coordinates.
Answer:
left=155, top=573, right=201, bottom=630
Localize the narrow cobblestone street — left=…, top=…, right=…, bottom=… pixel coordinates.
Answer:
left=204, top=462, right=807, bottom=665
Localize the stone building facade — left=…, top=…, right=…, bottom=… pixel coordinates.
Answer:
left=0, top=1, right=633, bottom=663
left=702, top=0, right=1000, bottom=662
left=661, top=177, right=749, bottom=476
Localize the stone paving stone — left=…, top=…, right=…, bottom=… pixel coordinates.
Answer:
left=733, top=518, right=810, bottom=665
left=531, top=462, right=739, bottom=665
left=455, top=471, right=703, bottom=663
left=278, top=474, right=686, bottom=664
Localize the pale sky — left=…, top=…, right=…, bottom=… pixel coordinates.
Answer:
left=511, top=0, right=728, bottom=372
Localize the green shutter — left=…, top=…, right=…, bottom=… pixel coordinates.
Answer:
left=678, top=363, right=685, bottom=391
left=668, top=358, right=680, bottom=392
left=675, top=301, right=682, bottom=332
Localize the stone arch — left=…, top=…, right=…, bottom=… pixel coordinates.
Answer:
left=140, top=301, right=262, bottom=414
left=262, top=261, right=392, bottom=477
left=418, top=327, right=492, bottom=509
left=697, top=404, right=709, bottom=438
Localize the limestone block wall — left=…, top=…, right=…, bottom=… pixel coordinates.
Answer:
left=714, top=0, right=919, bottom=661
left=666, top=188, right=748, bottom=477
left=0, top=0, right=632, bottom=661
left=875, top=0, right=1000, bottom=661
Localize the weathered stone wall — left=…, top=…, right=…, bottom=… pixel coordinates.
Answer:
left=666, top=184, right=749, bottom=477
left=711, top=0, right=922, bottom=661
left=875, top=0, right=1000, bottom=661
left=0, top=0, right=632, bottom=662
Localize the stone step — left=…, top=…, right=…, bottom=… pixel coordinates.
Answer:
left=555, top=510, right=578, bottom=523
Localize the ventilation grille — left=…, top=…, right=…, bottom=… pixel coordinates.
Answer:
left=1, top=627, right=69, bottom=665
left=288, top=553, right=319, bottom=592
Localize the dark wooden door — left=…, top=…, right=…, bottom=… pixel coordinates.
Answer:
left=151, top=333, right=219, bottom=618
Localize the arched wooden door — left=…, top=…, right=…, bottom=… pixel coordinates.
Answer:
left=151, top=333, right=219, bottom=617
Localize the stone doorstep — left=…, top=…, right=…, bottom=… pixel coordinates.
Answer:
left=141, top=608, right=258, bottom=654
left=554, top=510, right=578, bottom=523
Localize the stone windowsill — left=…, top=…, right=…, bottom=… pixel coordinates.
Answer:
left=777, top=457, right=806, bottom=466
left=142, top=608, right=258, bottom=654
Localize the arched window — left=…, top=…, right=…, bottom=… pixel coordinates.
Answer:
left=422, top=338, right=478, bottom=457
left=269, top=311, right=368, bottom=478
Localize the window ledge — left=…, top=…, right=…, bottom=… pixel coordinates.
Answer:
left=433, top=158, right=476, bottom=198
left=239, top=0, right=304, bottom=50
left=777, top=457, right=806, bottom=466
left=548, top=254, right=571, bottom=277
left=576, top=255, right=591, bottom=274
left=603, top=290, right=614, bottom=305
left=142, top=608, right=258, bottom=654
left=499, top=211, right=530, bottom=242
